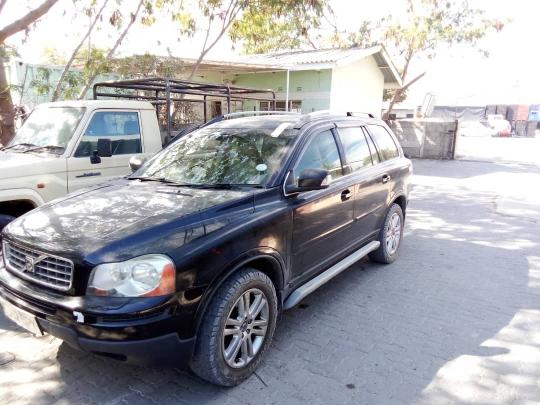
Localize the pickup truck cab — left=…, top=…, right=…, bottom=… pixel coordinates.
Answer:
left=0, top=100, right=163, bottom=230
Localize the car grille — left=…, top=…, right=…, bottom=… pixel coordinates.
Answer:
left=2, top=241, right=74, bottom=291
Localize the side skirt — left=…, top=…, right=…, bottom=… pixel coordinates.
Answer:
left=283, top=241, right=380, bottom=310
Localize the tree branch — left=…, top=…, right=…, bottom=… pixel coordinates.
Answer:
left=0, top=0, right=59, bottom=43
left=52, top=0, right=109, bottom=101
left=78, top=0, right=144, bottom=99
left=0, top=0, right=8, bottom=15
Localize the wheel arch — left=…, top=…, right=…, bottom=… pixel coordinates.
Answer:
left=193, top=249, right=286, bottom=333
left=391, top=194, right=407, bottom=217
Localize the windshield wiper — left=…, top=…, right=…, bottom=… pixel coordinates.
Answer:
left=128, top=176, right=191, bottom=186
left=23, top=145, right=65, bottom=154
left=186, top=183, right=264, bottom=189
left=0, top=143, right=38, bottom=151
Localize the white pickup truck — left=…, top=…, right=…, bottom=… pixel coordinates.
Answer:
left=0, top=100, right=163, bottom=230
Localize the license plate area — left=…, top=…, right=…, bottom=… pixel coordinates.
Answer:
left=0, top=297, right=44, bottom=336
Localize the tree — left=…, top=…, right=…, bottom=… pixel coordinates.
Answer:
left=77, top=0, right=149, bottom=99
left=333, top=0, right=502, bottom=119
left=0, top=0, right=59, bottom=145
left=51, top=0, right=109, bottom=101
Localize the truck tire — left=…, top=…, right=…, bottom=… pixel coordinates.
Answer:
left=369, top=203, right=404, bottom=264
left=190, top=268, right=278, bottom=386
left=0, top=214, right=15, bottom=233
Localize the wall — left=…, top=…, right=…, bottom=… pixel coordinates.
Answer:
left=232, top=69, right=332, bottom=112
left=389, top=119, right=458, bottom=159
left=330, top=56, right=384, bottom=117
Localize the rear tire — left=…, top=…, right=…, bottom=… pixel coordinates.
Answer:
left=190, top=268, right=278, bottom=386
left=369, top=203, right=404, bottom=264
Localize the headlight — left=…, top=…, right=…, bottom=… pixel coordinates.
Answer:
left=87, top=254, right=175, bottom=297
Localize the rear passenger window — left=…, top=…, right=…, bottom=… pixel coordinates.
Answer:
left=75, top=111, right=141, bottom=157
left=338, top=127, right=372, bottom=171
left=368, top=125, right=399, bottom=161
left=363, top=128, right=380, bottom=164
left=294, top=130, right=343, bottom=182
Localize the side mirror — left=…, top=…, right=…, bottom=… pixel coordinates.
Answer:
left=285, top=168, right=330, bottom=195
left=129, top=155, right=147, bottom=173
left=97, top=138, right=112, bottom=157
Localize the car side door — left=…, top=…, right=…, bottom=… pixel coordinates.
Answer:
left=334, top=124, right=383, bottom=243
left=288, top=126, right=355, bottom=285
left=66, top=110, right=145, bottom=192
left=364, top=124, right=403, bottom=227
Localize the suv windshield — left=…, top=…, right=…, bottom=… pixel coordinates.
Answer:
left=136, top=124, right=298, bottom=187
left=7, top=107, right=85, bottom=153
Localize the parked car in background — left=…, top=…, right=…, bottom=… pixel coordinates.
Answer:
left=487, top=114, right=511, bottom=136
left=0, top=111, right=412, bottom=386
left=0, top=100, right=164, bottom=232
left=459, top=120, right=494, bottom=137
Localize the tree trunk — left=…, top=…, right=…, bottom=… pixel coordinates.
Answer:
left=52, top=0, right=109, bottom=101
left=0, top=54, right=14, bottom=146
left=77, top=0, right=144, bottom=100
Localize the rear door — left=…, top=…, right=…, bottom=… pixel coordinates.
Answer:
left=289, top=127, right=355, bottom=283
left=334, top=125, right=382, bottom=242
left=66, top=110, right=144, bottom=192
left=364, top=124, right=403, bottom=226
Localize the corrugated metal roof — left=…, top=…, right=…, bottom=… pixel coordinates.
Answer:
left=235, top=46, right=382, bottom=67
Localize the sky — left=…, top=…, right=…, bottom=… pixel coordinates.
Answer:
left=2, top=0, right=540, bottom=106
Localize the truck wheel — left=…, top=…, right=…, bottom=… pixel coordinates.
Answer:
left=190, top=268, right=278, bottom=386
left=369, top=203, right=404, bottom=264
left=0, top=215, right=15, bottom=233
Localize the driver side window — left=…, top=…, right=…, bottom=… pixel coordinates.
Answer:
left=293, top=130, right=343, bottom=183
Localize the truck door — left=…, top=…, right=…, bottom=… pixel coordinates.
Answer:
left=66, top=110, right=145, bottom=193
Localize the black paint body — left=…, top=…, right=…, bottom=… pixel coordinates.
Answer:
left=0, top=115, right=412, bottom=365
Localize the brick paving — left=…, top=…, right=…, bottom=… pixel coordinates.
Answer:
left=1, top=159, right=539, bottom=404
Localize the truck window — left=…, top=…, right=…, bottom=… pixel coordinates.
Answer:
left=367, top=125, right=399, bottom=161
left=75, top=111, right=142, bottom=157
left=337, top=127, right=373, bottom=171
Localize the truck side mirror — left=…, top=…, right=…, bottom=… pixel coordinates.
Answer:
left=129, top=155, right=147, bottom=172
left=97, top=138, right=112, bottom=157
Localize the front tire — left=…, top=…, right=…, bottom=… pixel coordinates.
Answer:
left=369, top=203, right=404, bottom=264
left=190, top=268, right=278, bottom=386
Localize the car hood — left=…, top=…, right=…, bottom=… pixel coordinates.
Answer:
left=4, top=179, right=256, bottom=262
left=0, top=150, right=61, bottom=180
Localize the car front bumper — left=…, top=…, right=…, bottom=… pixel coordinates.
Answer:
left=0, top=259, right=195, bottom=366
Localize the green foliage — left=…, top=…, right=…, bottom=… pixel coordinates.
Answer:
left=229, top=0, right=328, bottom=53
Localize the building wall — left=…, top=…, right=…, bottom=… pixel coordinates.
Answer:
left=232, top=69, right=332, bottom=112
left=330, top=56, right=384, bottom=117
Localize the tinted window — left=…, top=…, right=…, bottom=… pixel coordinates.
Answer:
left=363, top=128, right=380, bottom=164
left=75, top=111, right=141, bottom=157
left=368, top=125, right=399, bottom=161
left=294, top=130, right=343, bottom=182
left=338, top=127, right=372, bottom=171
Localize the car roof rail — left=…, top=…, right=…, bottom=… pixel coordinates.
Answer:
left=222, top=111, right=302, bottom=120
left=346, top=111, right=376, bottom=118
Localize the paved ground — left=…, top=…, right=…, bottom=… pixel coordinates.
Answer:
left=1, top=159, right=540, bottom=404
left=456, top=135, right=540, bottom=166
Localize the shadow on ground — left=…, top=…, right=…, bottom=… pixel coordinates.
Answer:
left=1, top=160, right=539, bottom=404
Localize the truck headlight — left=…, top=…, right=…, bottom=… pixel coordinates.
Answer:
left=87, top=254, right=175, bottom=297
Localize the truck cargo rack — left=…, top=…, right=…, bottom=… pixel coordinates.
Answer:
left=92, top=77, right=277, bottom=139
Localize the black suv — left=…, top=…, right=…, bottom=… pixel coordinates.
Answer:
left=0, top=112, right=412, bottom=386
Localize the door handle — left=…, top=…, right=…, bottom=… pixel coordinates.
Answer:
left=382, top=174, right=391, bottom=184
left=341, top=189, right=352, bottom=201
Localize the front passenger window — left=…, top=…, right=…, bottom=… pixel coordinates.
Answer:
left=75, top=111, right=142, bottom=157
left=294, top=130, right=343, bottom=182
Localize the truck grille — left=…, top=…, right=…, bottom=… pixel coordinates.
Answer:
left=2, top=241, right=74, bottom=291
